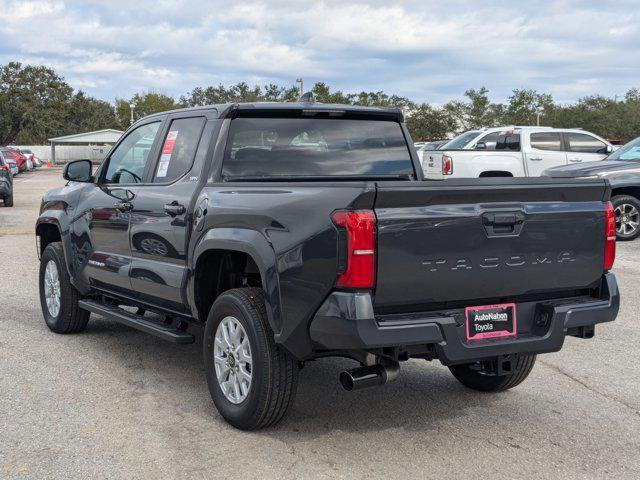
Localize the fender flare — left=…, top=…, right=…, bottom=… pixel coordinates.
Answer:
left=190, top=228, right=282, bottom=334
left=35, top=215, right=74, bottom=278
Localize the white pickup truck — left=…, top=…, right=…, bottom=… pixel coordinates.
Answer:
left=420, top=126, right=614, bottom=179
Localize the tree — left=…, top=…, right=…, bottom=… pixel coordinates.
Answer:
left=405, top=104, right=457, bottom=141
left=62, top=91, right=117, bottom=134
left=0, top=62, right=73, bottom=144
left=442, top=87, right=503, bottom=131
left=115, top=91, right=178, bottom=128
left=503, top=89, right=553, bottom=125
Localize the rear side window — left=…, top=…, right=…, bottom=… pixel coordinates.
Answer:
left=530, top=132, right=562, bottom=151
left=154, top=117, right=205, bottom=183
left=222, top=117, right=414, bottom=179
left=567, top=132, right=608, bottom=154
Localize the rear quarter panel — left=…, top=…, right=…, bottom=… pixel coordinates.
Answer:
left=191, top=182, right=375, bottom=358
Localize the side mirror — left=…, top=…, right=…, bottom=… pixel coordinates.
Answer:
left=606, top=145, right=613, bottom=154
left=475, top=142, right=487, bottom=150
left=63, top=159, right=93, bottom=183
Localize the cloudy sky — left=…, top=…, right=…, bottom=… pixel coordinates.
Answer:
left=0, top=0, right=638, bottom=104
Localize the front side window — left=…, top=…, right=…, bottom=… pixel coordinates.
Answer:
left=530, top=132, right=562, bottom=151
left=153, top=117, right=205, bottom=183
left=567, top=132, right=607, bottom=154
left=103, top=122, right=161, bottom=184
left=222, top=117, right=414, bottom=179
left=476, top=130, right=520, bottom=150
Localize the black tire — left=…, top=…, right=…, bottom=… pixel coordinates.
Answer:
left=203, top=288, right=298, bottom=430
left=39, top=242, right=90, bottom=333
left=449, top=354, right=536, bottom=392
left=611, top=195, right=640, bottom=241
left=3, top=192, right=13, bottom=207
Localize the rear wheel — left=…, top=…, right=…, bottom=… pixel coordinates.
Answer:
left=612, top=195, right=640, bottom=240
left=3, top=192, right=12, bottom=207
left=203, top=288, right=298, bottom=430
left=39, top=242, right=90, bottom=333
left=449, top=354, right=536, bottom=392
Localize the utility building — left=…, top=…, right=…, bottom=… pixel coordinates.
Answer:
left=48, top=129, right=123, bottom=164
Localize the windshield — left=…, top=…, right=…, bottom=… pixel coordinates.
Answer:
left=608, top=137, right=640, bottom=162
left=223, top=117, right=414, bottom=179
left=440, top=131, right=481, bottom=150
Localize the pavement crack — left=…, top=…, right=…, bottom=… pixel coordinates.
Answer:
left=540, top=360, right=640, bottom=416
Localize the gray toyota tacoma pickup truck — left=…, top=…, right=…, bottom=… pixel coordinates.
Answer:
left=36, top=98, right=619, bottom=429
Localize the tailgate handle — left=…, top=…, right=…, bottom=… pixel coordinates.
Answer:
left=482, top=212, right=525, bottom=236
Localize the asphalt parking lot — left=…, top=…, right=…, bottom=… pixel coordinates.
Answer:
left=1, top=168, right=639, bottom=479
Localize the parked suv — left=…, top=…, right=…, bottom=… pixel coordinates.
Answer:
left=36, top=100, right=619, bottom=429
left=0, top=154, right=14, bottom=206
left=423, top=127, right=614, bottom=179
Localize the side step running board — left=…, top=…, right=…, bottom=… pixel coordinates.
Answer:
left=79, top=300, right=195, bottom=344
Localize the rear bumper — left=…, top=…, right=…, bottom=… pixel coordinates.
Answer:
left=309, top=273, right=619, bottom=365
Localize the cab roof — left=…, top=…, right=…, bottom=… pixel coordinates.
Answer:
left=142, top=101, right=404, bottom=122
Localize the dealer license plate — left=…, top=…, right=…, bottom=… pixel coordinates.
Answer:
left=465, top=303, right=517, bottom=342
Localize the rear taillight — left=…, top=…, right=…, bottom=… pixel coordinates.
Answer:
left=442, top=155, right=453, bottom=175
left=604, top=202, right=616, bottom=271
left=0, top=165, right=8, bottom=171
left=331, top=210, right=376, bottom=288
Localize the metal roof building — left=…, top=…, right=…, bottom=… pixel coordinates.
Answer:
left=48, top=129, right=123, bottom=164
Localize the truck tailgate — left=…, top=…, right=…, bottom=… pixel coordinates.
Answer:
left=373, top=179, right=609, bottom=310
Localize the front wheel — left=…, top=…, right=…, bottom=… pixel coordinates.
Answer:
left=612, top=195, right=640, bottom=241
left=203, top=288, right=298, bottom=430
left=449, top=354, right=536, bottom=392
left=39, top=242, right=90, bottom=333
left=3, top=192, right=12, bottom=207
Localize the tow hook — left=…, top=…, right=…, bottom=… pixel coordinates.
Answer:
left=339, top=360, right=400, bottom=391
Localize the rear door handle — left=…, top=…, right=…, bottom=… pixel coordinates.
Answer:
left=569, top=158, right=582, bottom=163
left=115, top=201, right=133, bottom=212
left=164, top=201, right=185, bottom=216
left=529, top=156, right=543, bottom=161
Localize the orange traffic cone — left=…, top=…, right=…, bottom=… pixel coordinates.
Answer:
left=46, top=161, right=52, bottom=167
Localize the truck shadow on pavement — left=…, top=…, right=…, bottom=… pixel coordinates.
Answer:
left=83, top=318, right=517, bottom=438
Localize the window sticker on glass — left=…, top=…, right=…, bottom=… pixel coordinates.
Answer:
left=157, top=130, right=178, bottom=178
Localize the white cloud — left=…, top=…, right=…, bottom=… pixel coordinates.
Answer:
left=0, top=0, right=638, bottom=104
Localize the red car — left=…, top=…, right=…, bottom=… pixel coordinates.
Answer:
left=1, top=148, right=26, bottom=172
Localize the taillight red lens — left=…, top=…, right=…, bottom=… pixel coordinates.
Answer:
left=442, top=155, right=453, bottom=175
left=604, top=202, right=616, bottom=271
left=331, top=210, right=376, bottom=288
left=0, top=165, right=8, bottom=171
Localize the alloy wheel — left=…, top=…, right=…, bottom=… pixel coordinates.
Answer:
left=213, top=316, right=253, bottom=404
left=44, top=260, right=61, bottom=318
left=615, top=203, right=640, bottom=236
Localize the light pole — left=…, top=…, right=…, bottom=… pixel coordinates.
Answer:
left=295, top=77, right=304, bottom=96
left=129, top=101, right=136, bottom=125
left=536, top=106, right=545, bottom=126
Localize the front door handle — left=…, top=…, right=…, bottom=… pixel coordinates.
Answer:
left=115, top=201, right=133, bottom=212
left=529, top=156, right=543, bottom=161
left=164, top=201, right=185, bottom=217
left=569, top=158, right=582, bottom=163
